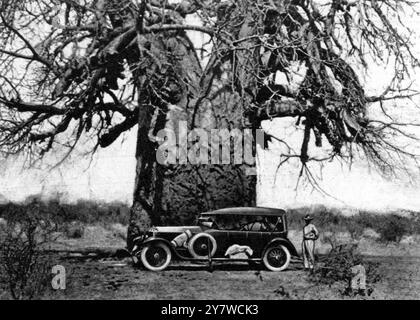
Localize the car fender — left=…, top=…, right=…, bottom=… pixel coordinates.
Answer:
left=264, top=238, right=299, bottom=257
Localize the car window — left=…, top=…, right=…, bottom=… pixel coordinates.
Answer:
left=240, top=220, right=266, bottom=231
left=264, top=216, right=285, bottom=232
left=243, top=216, right=285, bottom=232
left=213, top=215, right=242, bottom=230
left=197, top=216, right=220, bottom=229
left=198, top=215, right=285, bottom=231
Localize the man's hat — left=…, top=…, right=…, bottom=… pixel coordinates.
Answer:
left=303, top=214, right=314, bottom=221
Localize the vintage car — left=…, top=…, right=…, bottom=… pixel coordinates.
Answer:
left=131, top=207, right=298, bottom=272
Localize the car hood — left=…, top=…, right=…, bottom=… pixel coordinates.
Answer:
left=152, top=226, right=202, bottom=233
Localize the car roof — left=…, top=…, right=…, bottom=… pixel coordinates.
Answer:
left=199, top=207, right=286, bottom=217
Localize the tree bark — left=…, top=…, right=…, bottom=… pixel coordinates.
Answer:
left=126, top=99, right=257, bottom=249
left=126, top=7, right=258, bottom=249
left=126, top=104, right=155, bottom=250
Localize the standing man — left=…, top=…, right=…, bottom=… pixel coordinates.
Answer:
left=302, top=214, right=319, bottom=271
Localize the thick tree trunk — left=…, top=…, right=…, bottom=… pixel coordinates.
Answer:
left=126, top=98, right=257, bottom=249
left=126, top=104, right=155, bottom=250
left=127, top=110, right=257, bottom=249
left=126, top=9, right=260, bottom=249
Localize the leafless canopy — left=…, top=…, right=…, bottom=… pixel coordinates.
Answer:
left=0, top=0, right=419, bottom=175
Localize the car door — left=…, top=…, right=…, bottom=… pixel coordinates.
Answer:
left=228, top=230, right=249, bottom=246
left=244, top=230, right=264, bottom=257
left=206, top=229, right=230, bottom=258
left=228, top=220, right=264, bottom=258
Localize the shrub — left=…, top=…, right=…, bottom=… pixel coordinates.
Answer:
left=287, top=205, right=344, bottom=231
left=286, top=206, right=420, bottom=244
left=343, top=217, right=365, bottom=240
left=63, top=222, right=85, bottom=239
left=0, top=200, right=55, bottom=300
left=310, top=243, right=383, bottom=291
left=317, top=206, right=341, bottom=230
left=0, top=197, right=131, bottom=226
left=377, top=214, right=411, bottom=243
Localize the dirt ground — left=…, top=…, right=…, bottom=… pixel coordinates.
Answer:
left=27, top=254, right=417, bottom=300
left=1, top=225, right=419, bottom=300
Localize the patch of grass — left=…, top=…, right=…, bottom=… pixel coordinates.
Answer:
left=287, top=205, right=420, bottom=243
left=0, top=197, right=131, bottom=226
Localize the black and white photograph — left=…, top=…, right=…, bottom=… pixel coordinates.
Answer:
left=0, top=0, right=419, bottom=305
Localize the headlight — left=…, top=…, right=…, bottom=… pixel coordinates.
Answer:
left=149, top=226, right=158, bottom=236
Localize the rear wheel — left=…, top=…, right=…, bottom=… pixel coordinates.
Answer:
left=140, top=242, right=172, bottom=271
left=263, top=245, right=291, bottom=271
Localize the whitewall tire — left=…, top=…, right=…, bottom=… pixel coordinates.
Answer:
left=263, top=245, right=291, bottom=272
left=140, top=242, right=172, bottom=271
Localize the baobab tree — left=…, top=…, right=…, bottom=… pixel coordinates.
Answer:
left=0, top=0, right=419, bottom=248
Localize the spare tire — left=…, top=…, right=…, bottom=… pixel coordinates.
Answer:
left=188, top=233, right=217, bottom=259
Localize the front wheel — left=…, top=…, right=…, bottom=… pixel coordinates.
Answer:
left=140, top=242, right=172, bottom=271
left=263, top=245, right=291, bottom=272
